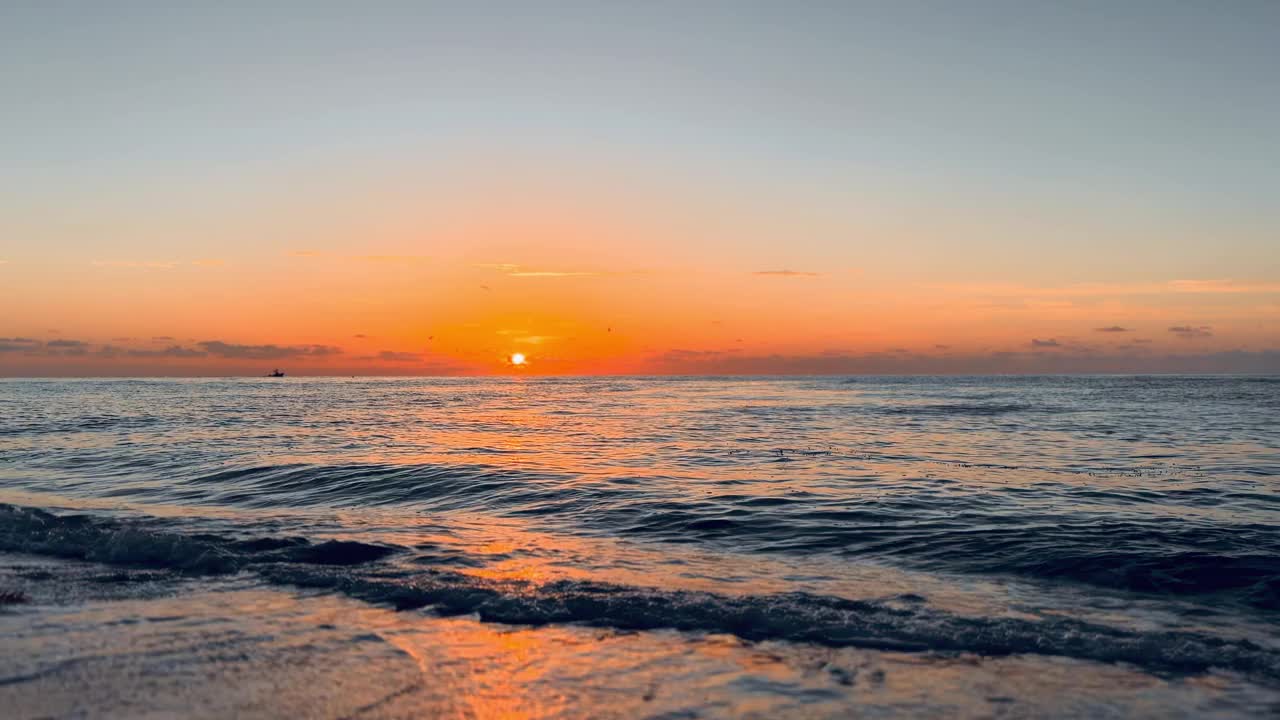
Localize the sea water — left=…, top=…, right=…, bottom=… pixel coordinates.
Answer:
left=1, top=376, right=1277, bottom=717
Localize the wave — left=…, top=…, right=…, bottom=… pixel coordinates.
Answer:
left=1, top=503, right=1277, bottom=682
left=178, top=462, right=574, bottom=510
left=879, top=402, right=1038, bottom=417
left=13, top=456, right=1277, bottom=608
left=0, top=504, right=400, bottom=573
left=0, top=414, right=164, bottom=437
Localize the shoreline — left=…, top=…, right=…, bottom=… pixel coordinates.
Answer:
left=4, top=552, right=1280, bottom=719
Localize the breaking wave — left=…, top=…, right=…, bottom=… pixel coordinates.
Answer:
left=2, top=503, right=1278, bottom=682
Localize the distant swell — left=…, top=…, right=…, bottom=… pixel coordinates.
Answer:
left=177, top=462, right=572, bottom=510
left=2, top=503, right=1278, bottom=682
left=880, top=402, right=1037, bottom=417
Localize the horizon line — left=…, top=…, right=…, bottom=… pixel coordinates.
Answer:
left=2, top=371, right=1277, bottom=380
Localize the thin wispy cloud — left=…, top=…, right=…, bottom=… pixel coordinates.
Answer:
left=1168, top=325, right=1213, bottom=339
left=479, top=263, right=599, bottom=278
left=285, top=251, right=424, bottom=265
left=1094, top=326, right=1132, bottom=333
left=0, top=337, right=41, bottom=353
left=127, top=345, right=208, bottom=358
left=92, top=259, right=221, bottom=269
left=654, top=348, right=743, bottom=363
left=935, top=279, right=1280, bottom=298
left=1166, top=280, right=1280, bottom=294
left=372, top=350, right=422, bottom=362
left=354, top=255, right=430, bottom=264
left=645, top=349, right=1280, bottom=375
left=91, top=260, right=179, bottom=269
left=753, top=270, right=820, bottom=277
left=1030, top=338, right=1062, bottom=348
left=197, top=341, right=343, bottom=360
left=509, top=270, right=598, bottom=277
left=41, top=339, right=91, bottom=356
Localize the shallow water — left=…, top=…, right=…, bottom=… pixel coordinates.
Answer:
left=1, top=376, right=1278, bottom=716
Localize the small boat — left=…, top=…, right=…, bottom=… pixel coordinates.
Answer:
left=266, top=369, right=286, bottom=377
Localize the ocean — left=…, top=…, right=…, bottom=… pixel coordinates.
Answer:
left=1, top=376, right=1278, bottom=718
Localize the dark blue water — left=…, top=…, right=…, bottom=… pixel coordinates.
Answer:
left=2, top=376, right=1278, bottom=690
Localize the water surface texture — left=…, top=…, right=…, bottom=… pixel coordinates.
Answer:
left=2, top=376, right=1278, bottom=717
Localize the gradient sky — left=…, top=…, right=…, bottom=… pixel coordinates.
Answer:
left=2, top=1, right=1277, bottom=375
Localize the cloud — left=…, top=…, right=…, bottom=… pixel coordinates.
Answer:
left=0, top=336, right=115, bottom=359
left=288, top=250, right=322, bottom=257
left=354, top=255, right=429, bottom=264
left=91, top=259, right=223, bottom=269
left=340, top=351, right=469, bottom=374
left=43, top=339, right=90, bottom=356
left=371, top=350, right=423, bottom=362
left=152, top=336, right=175, bottom=341
left=653, top=348, right=743, bottom=363
left=1166, top=279, right=1280, bottom=294
left=1030, top=338, right=1062, bottom=348
left=478, top=263, right=598, bottom=278
left=1168, top=325, right=1213, bottom=339
left=513, top=335, right=558, bottom=345
left=932, top=279, right=1280, bottom=301
left=127, top=345, right=208, bottom=358
left=197, top=341, right=343, bottom=359
left=1094, top=326, right=1132, bottom=333
left=644, top=349, right=1280, bottom=375
left=934, top=344, right=952, bottom=350
left=0, top=337, right=41, bottom=353
left=91, top=260, right=178, bottom=269
left=753, top=270, right=820, bottom=277
left=353, top=334, right=369, bottom=339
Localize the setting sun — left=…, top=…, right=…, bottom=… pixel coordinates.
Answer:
left=510, top=353, right=527, bottom=366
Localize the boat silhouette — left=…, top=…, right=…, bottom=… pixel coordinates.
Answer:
left=266, top=369, right=286, bottom=377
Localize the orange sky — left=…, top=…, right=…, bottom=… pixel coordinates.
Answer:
left=2, top=4, right=1277, bottom=375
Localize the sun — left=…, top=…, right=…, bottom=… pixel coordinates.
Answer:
left=509, top=352, right=527, bottom=366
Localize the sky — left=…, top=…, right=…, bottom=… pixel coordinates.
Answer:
left=2, top=1, right=1277, bottom=375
